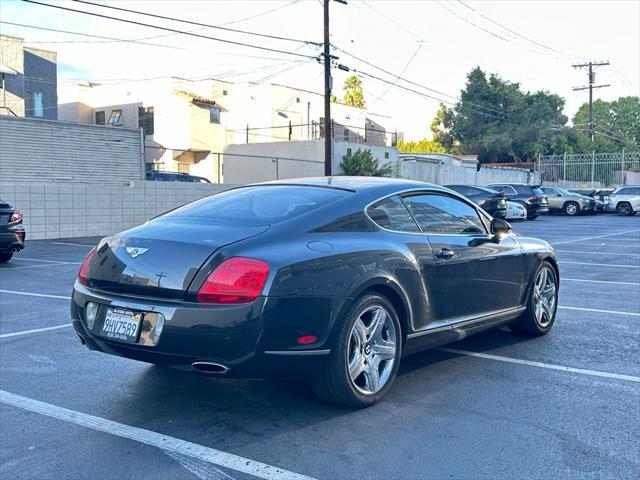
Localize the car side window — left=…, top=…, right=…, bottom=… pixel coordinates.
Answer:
left=402, top=194, right=486, bottom=235
left=367, top=195, right=420, bottom=232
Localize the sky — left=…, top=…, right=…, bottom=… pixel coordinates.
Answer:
left=1, top=0, right=639, bottom=140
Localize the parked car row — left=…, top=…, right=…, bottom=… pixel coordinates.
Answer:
left=446, top=183, right=640, bottom=219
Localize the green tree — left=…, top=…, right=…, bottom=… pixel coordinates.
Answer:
left=342, top=75, right=366, bottom=108
left=397, top=138, right=447, bottom=153
left=571, top=96, right=640, bottom=152
left=430, top=103, right=455, bottom=150
left=340, top=148, right=393, bottom=176
left=439, top=67, right=568, bottom=162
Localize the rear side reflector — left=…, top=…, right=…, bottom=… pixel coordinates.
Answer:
left=78, top=248, right=96, bottom=286
left=297, top=335, right=318, bottom=345
left=197, top=257, right=269, bottom=304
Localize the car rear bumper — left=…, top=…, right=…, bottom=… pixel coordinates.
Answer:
left=70, top=282, right=340, bottom=377
left=0, top=230, right=26, bottom=253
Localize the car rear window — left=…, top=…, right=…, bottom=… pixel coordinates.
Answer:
left=166, top=185, right=350, bottom=223
left=532, top=187, right=545, bottom=196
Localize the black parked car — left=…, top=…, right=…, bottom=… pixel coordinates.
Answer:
left=485, top=183, right=549, bottom=220
left=444, top=185, right=507, bottom=218
left=71, top=178, right=559, bottom=407
left=146, top=171, right=211, bottom=183
left=0, top=199, right=25, bottom=263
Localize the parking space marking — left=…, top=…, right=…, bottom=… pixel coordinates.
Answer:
left=0, top=324, right=70, bottom=339
left=560, top=261, right=640, bottom=268
left=12, top=257, right=75, bottom=264
left=437, top=348, right=640, bottom=383
left=0, top=263, right=79, bottom=271
left=551, top=229, right=640, bottom=245
left=0, top=289, right=71, bottom=300
left=0, top=390, right=316, bottom=480
left=558, top=306, right=640, bottom=317
left=51, top=242, right=94, bottom=247
left=563, top=278, right=640, bottom=286
left=555, top=250, right=640, bottom=257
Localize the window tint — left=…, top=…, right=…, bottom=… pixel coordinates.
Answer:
left=532, top=187, right=545, bottom=196
left=367, top=196, right=420, bottom=232
left=166, top=186, right=350, bottom=223
left=403, top=194, right=486, bottom=235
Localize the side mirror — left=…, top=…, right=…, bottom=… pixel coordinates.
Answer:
left=491, top=218, right=512, bottom=236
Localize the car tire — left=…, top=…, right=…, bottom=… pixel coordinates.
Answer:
left=511, top=261, right=558, bottom=337
left=616, top=202, right=634, bottom=216
left=0, top=252, right=13, bottom=263
left=563, top=201, right=579, bottom=216
left=310, top=294, right=402, bottom=408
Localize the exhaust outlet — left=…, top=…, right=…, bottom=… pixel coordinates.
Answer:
left=75, top=332, right=86, bottom=346
left=11, top=246, right=21, bottom=253
left=191, top=361, right=229, bottom=374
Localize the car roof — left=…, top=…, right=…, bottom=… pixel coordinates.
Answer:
left=256, top=176, right=447, bottom=195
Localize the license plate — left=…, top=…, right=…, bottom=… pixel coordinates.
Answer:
left=101, top=308, right=142, bottom=343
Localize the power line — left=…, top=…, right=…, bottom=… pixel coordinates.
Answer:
left=334, top=45, right=509, bottom=118
left=455, top=0, right=564, bottom=56
left=368, top=42, right=423, bottom=108
left=21, top=0, right=319, bottom=60
left=72, top=0, right=320, bottom=46
left=359, top=1, right=420, bottom=40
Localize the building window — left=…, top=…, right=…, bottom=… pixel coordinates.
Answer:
left=95, top=111, right=105, bottom=125
left=108, top=109, right=122, bottom=125
left=209, top=106, right=221, bottom=124
left=222, top=89, right=228, bottom=96
left=138, top=106, right=154, bottom=135
left=33, top=91, right=44, bottom=117
left=296, top=97, right=300, bottom=103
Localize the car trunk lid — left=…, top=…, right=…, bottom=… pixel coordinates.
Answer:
left=85, top=217, right=270, bottom=298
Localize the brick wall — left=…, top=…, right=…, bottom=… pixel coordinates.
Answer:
left=0, top=181, right=238, bottom=240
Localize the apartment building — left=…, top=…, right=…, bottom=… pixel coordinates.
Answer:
left=0, top=34, right=57, bottom=119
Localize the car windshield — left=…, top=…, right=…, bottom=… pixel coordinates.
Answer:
left=555, top=187, right=574, bottom=196
left=164, top=185, right=351, bottom=223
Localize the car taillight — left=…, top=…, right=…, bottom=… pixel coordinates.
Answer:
left=78, top=248, right=96, bottom=286
left=529, top=195, right=539, bottom=202
left=8, top=211, right=23, bottom=224
left=197, top=257, right=269, bottom=304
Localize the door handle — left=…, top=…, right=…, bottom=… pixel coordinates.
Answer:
left=435, top=248, right=455, bottom=259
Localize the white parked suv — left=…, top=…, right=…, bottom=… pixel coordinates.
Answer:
left=608, top=186, right=640, bottom=216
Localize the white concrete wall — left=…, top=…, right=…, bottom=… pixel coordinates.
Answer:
left=0, top=181, right=237, bottom=240
left=223, top=140, right=399, bottom=184
left=398, top=154, right=540, bottom=186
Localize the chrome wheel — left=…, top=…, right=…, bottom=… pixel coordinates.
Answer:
left=347, top=305, right=397, bottom=395
left=565, top=203, right=578, bottom=215
left=533, top=266, right=557, bottom=328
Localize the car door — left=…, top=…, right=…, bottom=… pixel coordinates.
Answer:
left=542, top=187, right=562, bottom=211
left=402, top=192, right=524, bottom=322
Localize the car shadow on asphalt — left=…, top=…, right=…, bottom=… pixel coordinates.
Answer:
left=121, top=326, right=535, bottom=428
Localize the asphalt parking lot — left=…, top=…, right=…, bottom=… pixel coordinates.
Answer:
left=1, top=214, right=639, bottom=480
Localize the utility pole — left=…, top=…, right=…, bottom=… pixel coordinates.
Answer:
left=572, top=61, right=610, bottom=142
left=323, top=0, right=332, bottom=176
left=322, top=0, right=347, bottom=176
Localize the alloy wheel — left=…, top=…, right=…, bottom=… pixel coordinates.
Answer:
left=618, top=203, right=631, bottom=216
left=566, top=203, right=578, bottom=215
left=347, top=305, right=397, bottom=395
left=533, top=267, right=557, bottom=328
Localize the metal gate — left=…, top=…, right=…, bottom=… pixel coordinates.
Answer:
left=537, top=151, right=640, bottom=189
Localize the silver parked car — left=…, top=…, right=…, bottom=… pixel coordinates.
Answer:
left=505, top=200, right=527, bottom=221
left=608, top=186, right=640, bottom=216
left=540, top=187, right=595, bottom=216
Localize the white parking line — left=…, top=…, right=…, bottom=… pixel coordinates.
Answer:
left=555, top=250, right=640, bottom=257
left=562, top=278, right=640, bottom=286
left=437, top=348, right=640, bottom=383
left=51, top=242, right=94, bottom=247
left=12, top=257, right=70, bottom=263
left=560, top=261, right=640, bottom=268
left=0, top=289, right=71, bottom=300
left=0, top=324, right=71, bottom=339
left=0, top=390, right=315, bottom=480
left=551, top=229, right=640, bottom=245
left=558, top=306, right=640, bottom=317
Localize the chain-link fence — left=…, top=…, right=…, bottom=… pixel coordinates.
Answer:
left=537, top=151, right=640, bottom=189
